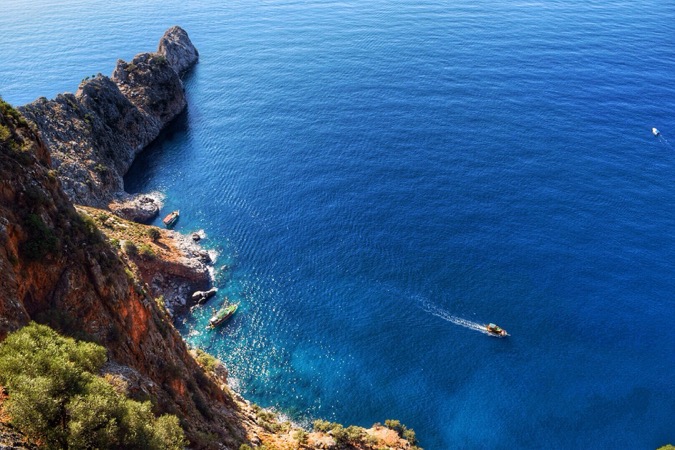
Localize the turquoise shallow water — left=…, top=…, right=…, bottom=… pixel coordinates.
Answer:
left=2, top=0, right=675, bottom=448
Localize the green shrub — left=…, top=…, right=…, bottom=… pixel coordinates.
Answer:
left=194, top=348, right=218, bottom=373
left=0, top=124, right=10, bottom=142
left=313, top=419, right=332, bottom=433
left=384, top=419, right=403, bottom=433
left=384, top=419, right=419, bottom=447
left=78, top=213, right=99, bottom=237
left=293, top=428, right=308, bottom=445
left=345, top=425, right=365, bottom=443
left=147, top=227, right=161, bottom=241
left=330, top=424, right=348, bottom=444
left=0, top=323, right=185, bottom=450
left=403, top=428, right=418, bottom=445
left=123, top=240, right=138, bottom=256
left=138, top=243, right=155, bottom=259
left=21, top=213, right=59, bottom=260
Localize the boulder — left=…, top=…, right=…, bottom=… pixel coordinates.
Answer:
left=109, top=194, right=160, bottom=223
left=191, top=287, right=217, bottom=305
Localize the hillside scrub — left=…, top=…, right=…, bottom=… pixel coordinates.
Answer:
left=0, top=323, right=186, bottom=450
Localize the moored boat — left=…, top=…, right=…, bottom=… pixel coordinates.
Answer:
left=207, top=303, right=239, bottom=329
left=162, top=210, right=179, bottom=227
left=486, top=323, right=507, bottom=337
left=652, top=127, right=661, bottom=137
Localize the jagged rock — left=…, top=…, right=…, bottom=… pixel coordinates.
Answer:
left=1, top=30, right=422, bottom=450
left=197, top=250, right=211, bottom=263
left=109, top=194, right=160, bottom=223
left=112, top=52, right=186, bottom=126
left=191, top=232, right=201, bottom=242
left=18, top=27, right=198, bottom=208
left=158, top=26, right=199, bottom=75
left=191, top=287, right=217, bottom=304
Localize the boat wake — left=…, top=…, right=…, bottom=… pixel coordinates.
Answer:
left=653, top=129, right=673, bottom=149
left=658, top=135, right=673, bottom=149
left=415, top=297, right=492, bottom=336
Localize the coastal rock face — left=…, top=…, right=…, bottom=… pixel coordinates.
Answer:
left=0, top=102, right=245, bottom=448
left=18, top=26, right=198, bottom=208
left=1, top=33, right=422, bottom=449
left=75, top=206, right=213, bottom=317
left=111, top=52, right=186, bottom=126
left=158, top=26, right=200, bottom=75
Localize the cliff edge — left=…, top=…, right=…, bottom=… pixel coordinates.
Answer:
left=19, top=26, right=198, bottom=211
left=0, top=28, right=422, bottom=449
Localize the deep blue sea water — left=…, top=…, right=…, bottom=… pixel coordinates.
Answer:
left=2, top=0, right=675, bottom=448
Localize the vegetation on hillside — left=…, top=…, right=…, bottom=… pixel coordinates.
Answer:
left=0, top=323, right=186, bottom=450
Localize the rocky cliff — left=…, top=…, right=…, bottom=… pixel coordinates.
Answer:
left=0, top=28, right=421, bottom=449
left=19, top=26, right=198, bottom=211
left=0, top=98, right=249, bottom=448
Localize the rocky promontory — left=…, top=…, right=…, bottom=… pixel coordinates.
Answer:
left=0, top=29, right=423, bottom=449
left=19, top=26, right=198, bottom=208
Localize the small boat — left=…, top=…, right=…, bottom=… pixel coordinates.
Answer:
left=207, top=303, right=238, bottom=329
left=486, top=323, right=507, bottom=337
left=162, top=210, right=179, bottom=227
left=652, top=127, right=661, bottom=137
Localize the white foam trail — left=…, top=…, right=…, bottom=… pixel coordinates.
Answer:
left=415, top=296, right=495, bottom=336
left=658, top=135, right=673, bottom=148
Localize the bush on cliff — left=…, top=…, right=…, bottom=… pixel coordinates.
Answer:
left=0, top=323, right=186, bottom=450
left=20, top=213, right=60, bottom=261
left=385, top=418, right=420, bottom=447
left=147, top=227, right=161, bottom=241
left=123, top=240, right=138, bottom=256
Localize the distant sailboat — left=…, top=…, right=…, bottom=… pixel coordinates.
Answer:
left=652, top=127, right=661, bottom=137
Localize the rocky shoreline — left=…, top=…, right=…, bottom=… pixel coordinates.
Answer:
left=1, top=27, right=422, bottom=449
left=19, top=26, right=198, bottom=208
left=19, top=26, right=215, bottom=315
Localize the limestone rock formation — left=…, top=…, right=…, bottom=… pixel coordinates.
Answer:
left=18, top=27, right=198, bottom=208
left=108, top=193, right=161, bottom=223
left=191, top=287, right=218, bottom=304
left=0, top=31, right=422, bottom=449
left=158, top=26, right=200, bottom=75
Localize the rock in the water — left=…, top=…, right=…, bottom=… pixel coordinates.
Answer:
left=158, top=26, right=199, bottom=75
left=192, top=232, right=201, bottom=242
left=198, top=250, right=211, bottom=264
left=191, top=287, right=217, bottom=304
left=109, top=194, right=160, bottom=223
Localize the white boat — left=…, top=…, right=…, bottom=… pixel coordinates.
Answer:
left=652, top=127, right=661, bottom=137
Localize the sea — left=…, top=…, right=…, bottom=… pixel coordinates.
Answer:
left=1, top=0, right=674, bottom=448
